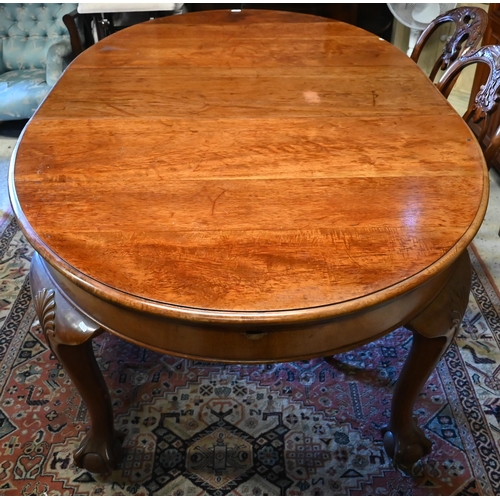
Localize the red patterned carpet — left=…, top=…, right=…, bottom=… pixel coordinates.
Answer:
left=1, top=214, right=500, bottom=495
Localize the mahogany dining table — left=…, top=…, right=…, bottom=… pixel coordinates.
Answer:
left=9, top=9, right=488, bottom=475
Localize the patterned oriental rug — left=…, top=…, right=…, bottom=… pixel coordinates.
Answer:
left=1, top=214, right=500, bottom=495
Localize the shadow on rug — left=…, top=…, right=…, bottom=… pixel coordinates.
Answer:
left=0, top=215, right=499, bottom=495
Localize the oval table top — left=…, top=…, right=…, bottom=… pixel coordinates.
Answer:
left=10, top=10, right=488, bottom=321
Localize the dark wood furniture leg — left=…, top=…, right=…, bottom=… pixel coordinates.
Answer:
left=383, top=250, right=472, bottom=474
left=58, top=341, right=122, bottom=473
left=30, top=253, right=122, bottom=474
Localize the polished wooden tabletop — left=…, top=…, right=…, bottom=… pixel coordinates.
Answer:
left=11, top=10, right=487, bottom=319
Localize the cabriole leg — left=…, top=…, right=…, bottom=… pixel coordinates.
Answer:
left=30, top=253, right=122, bottom=474
left=383, top=250, right=472, bottom=475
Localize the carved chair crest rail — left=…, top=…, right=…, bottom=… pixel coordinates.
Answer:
left=411, top=6, right=488, bottom=82
left=437, top=44, right=500, bottom=167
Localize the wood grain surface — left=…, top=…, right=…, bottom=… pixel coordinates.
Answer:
left=10, top=9, right=488, bottom=315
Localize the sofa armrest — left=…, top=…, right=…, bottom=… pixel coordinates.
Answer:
left=46, top=40, right=73, bottom=86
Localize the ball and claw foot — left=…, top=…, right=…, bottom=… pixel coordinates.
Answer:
left=74, top=429, right=124, bottom=474
left=382, top=419, right=432, bottom=476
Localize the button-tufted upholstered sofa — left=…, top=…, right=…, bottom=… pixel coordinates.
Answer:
left=0, top=3, right=79, bottom=121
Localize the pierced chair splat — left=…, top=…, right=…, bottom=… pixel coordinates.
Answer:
left=411, top=6, right=488, bottom=82
left=437, top=44, right=500, bottom=168
left=437, top=44, right=500, bottom=238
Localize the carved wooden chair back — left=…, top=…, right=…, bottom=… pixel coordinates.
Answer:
left=437, top=45, right=500, bottom=167
left=411, top=6, right=488, bottom=82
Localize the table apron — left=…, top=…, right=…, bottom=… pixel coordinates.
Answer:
left=29, top=252, right=460, bottom=363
